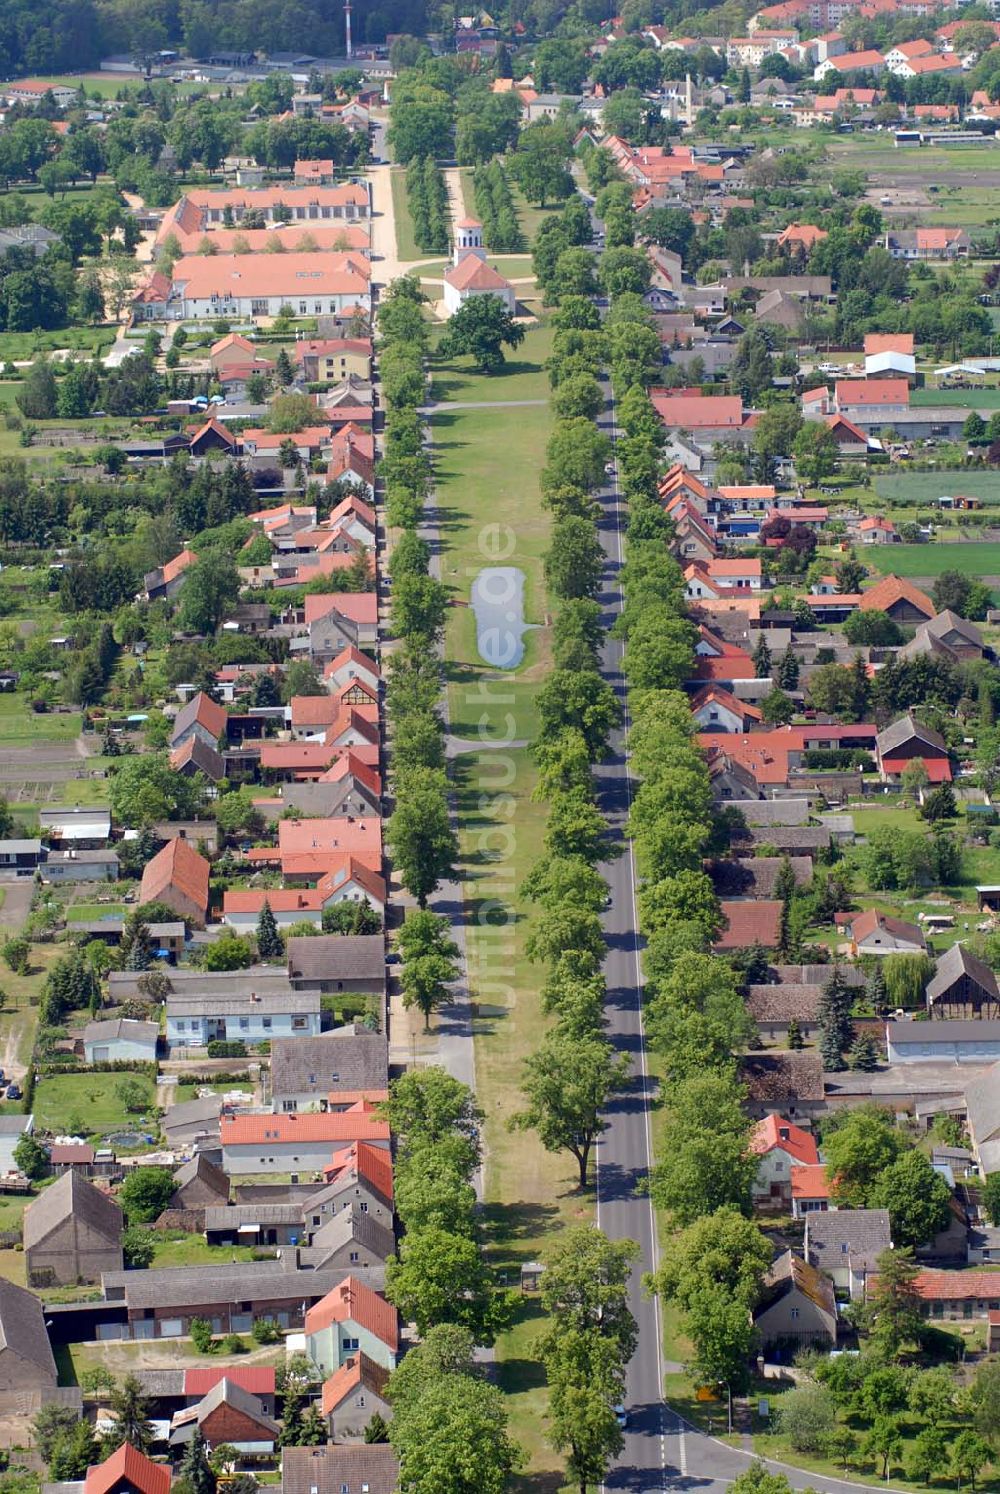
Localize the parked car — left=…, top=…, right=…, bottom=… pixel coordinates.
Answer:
left=6, top=1085, right=21, bottom=1100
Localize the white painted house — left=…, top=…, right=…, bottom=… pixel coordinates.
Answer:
left=443, top=218, right=516, bottom=318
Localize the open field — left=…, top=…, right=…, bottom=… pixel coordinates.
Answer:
left=865, top=540, right=1000, bottom=579
left=31, top=1071, right=157, bottom=1137
left=875, top=471, right=1000, bottom=504
left=912, top=387, right=1000, bottom=407
left=0, top=699, right=83, bottom=744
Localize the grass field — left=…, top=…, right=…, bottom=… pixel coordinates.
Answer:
left=32, top=1071, right=157, bottom=1137
left=912, top=388, right=1000, bottom=407
left=430, top=316, right=586, bottom=1489
left=876, top=470, right=1000, bottom=504
left=150, top=1234, right=257, bottom=1268
left=866, top=541, right=1000, bottom=579
left=0, top=697, right=82, bottom=743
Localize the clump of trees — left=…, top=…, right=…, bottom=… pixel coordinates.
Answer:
left=406, top=155, right=450, bottom=255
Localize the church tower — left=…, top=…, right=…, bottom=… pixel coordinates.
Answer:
left=453, top=216, right=485, bottom=265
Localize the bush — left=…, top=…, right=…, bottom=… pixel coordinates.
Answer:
left=190, top=1318, right=215, bottom=1353
left=251, top=1318, right=281, bottom=1345
left=206, top=1040, right=247, bottom=1058
left=222, top=1333, right=248, bottom=1355
left=775, top=1385, right=837, bottom=1453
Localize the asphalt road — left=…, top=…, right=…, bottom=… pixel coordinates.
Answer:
left=592, top=387, right=676, bottom=1492
left=588, top=294, right=916, bottom=1494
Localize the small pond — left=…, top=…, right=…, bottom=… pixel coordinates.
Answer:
left=470, top=566, right=533, bottom=669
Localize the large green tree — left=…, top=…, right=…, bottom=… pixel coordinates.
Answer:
left=438, top=296, right=525, bottom=372
left=511, top=1031, right=629, bottom=1188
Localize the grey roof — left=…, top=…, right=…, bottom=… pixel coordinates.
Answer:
left=876, top=713, right=947, bottom=757
left=711, top=856, right=812, bottom=899
left=774, top=963, right=865, bottom=987
left=193, top=1376, right=279, bottom=1433
left=269, top=1030, right=388, bottom=1099
left=169, top=990, right=321, bottom=1018
left=24, top=1169, right=122, bottom=1250
left=175, top=737, right=226, bottom=781
left=725, top=798, right=810, bottom=826
left=888, top=1018, right=1000, bottom=1044
left=0, top=1277, right=57, bottom=1382
left=740, top=1053, right=825, bottom=1103
left=258, top=778, right=378, bottom=820
left=285, top=934, right=385, bottom=984
left=38, top=809, right=111, bottom=837
left=47, top=849, right=119, bottom=867
left=746, top=825, right=831, bottom=849
left=805, top=1209, right=892, bottom=1272
left=0, top=840, right=41, bottom=855
left=102, top=1260, right=361, bottom=1311
left=281, top=1444, right=399, bottom=1494
left=112, top=967, right=306, bottom=1002
left=203, top=1203, right=303, bottom=1229
left=83, top=1017, right=159, bottom=1047
left=0, top=1115, right=32, bottom=1137
left=162, top=1095, right=223, bottom=1135
left=310, top=1204, right=395, bottom=1266
left=172, top=1153, right=229, bottom=1199
left=924, top=609, right=984, bottom=648
left=73, top=920, right=184, bottom=939
left=131, top=1369, right=186, bottom=1398
left=927, top=944, right=1000, bottom=1007
left=747, top=985, right=823, bottom=1024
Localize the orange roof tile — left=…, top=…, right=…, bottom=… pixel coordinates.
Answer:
left=445, top=256, right=513, bottom=292
left=862, top=574, right=935, bottom=618
left=836, top=378, right=909, bottom=407
left=305, top=1276, right=398, bottom=1349
left=221, top=1107, right=388, bottom=1147
left=139, top=838, right=210, bottom=919
left=790, top=1164, right=831, bottom=1199
left=85, top=1446, right=170, bottom=1494
left=715, top=900, right=783, bottom=949
left=171, top=251, right=370, bottom=302
left=161, top=548, right=198, bottom=586
left=751, top=1115, right=820, bottom=1165
left=324, top=1140, right=394, bottom=1202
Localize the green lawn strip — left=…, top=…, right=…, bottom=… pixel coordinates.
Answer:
left=32, top=1070, right=157, bottom=1137
left=428, top=319, right=554, bottom=401
left=0, top=942, right=59, bottom=1073
left=431, top=318, right=585, bottom=1484
left=911, top=388, right=1000, bottom=408
left=389, top=166, right=423, bottom=264
left=457, top=744, right=587, bottom=1492
left=65, top=903, right=126, bottom=922
left=752, top=1397, right=1000, bottom=1492
left=459, top=165, right=476, bottom=219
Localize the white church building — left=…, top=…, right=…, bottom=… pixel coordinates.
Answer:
left=442, top=216, right=516, bottom=317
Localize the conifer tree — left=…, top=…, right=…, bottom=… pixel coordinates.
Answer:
left=256, top=899, right=284, bottom=960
